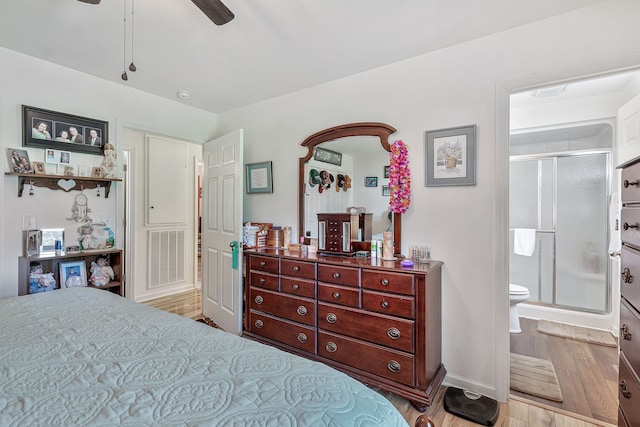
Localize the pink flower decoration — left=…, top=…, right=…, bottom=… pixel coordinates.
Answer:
left=389, top=140, right=411, bottom=214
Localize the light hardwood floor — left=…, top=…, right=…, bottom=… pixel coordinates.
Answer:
left=143, top=289, right=616, bottom=427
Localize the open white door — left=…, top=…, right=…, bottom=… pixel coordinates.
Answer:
left=201, top=130, right=243, bottom=334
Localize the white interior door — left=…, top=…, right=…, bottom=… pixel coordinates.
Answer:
left=201, top=130, right=244, bottom=334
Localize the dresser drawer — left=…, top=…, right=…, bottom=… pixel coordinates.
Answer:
left=362, top=270, right=415, bottom=296
left=281, top=259, right=316, bottom=280
left=362, top=290, right=415, bottom=319
left=318, top=264, right=359, bottom=287
left=621, top=208, right=640, bottom=248
left=317, top=302, right=414, bottom=353
left=621, top=161, right=640, bottom=203
left=248, top=270, right=279, bottom=291
left=318, top=283, right=360, bottom=308
left=620, top=298, right=640, bottom=374
left=619, top=352, right=640, bottom=426
left=249, top=287, right=316, bottom=326
left=249, top=255, right=279, bottom=274
left=280, top=276, right=315, bottom=298
left=318, top=330, right=415, bottom=387
left=248, top=311, right=316, bottom=354
left=621, top=244, right=640, bottom=311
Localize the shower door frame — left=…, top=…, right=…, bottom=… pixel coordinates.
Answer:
left=509, top=148, right=612, bottom=315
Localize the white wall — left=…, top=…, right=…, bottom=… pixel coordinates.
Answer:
left=217, top=0, right=640, bottom=400
left=0, top=47, right=218, bottom=299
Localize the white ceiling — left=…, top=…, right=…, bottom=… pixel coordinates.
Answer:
left=0, top=0, right=606, bottom=114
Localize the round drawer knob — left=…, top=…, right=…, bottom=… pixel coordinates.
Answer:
left=326, top=313, right=337, bottom=323
left=293, top=266, right=300, bottom=272
left=326, top=341, right=337, bottom=353
left=620, top=380, right=632, bottom=399
left=381, top=301, right=389, bottom=309
left=259, top=261, right=266, bottom=267
left=254, top=295, right=264, bottom=305
left=622, top=267, right=634, bottom=284
left=259, top=278, right=266, bottom=283
left=381, top=279, right=389, bottom=286
left=297, top=333, right=307, bottom=343
left=387, top=360, right=401, bottom=373
left=332, top=292, right=340, bottom=299
left=333, top=272, right=340, bottom=279
left=292, top=284, right=300, bottom=290
left=387, top=327, right=401, bottom=340
left=623, top=222, right=638, bottom=230
left=254, top=320, right=264, bottom=329
left=297, top=306, right=307, bottom=316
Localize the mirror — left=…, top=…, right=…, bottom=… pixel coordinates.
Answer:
left=298, top=122, right=401, bottom=254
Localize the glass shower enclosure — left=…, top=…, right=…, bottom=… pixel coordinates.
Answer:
left=509, top=151, right=610, bottom=314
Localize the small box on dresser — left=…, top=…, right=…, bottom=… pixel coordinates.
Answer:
left=617, top=156, right=640, bottom=426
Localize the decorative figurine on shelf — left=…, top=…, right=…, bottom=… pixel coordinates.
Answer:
left=29, top=262, right=56, bottom=293
left=89, top=256, right=115, bottom=287
left=100, top=142, right=118, bottom=179
left=77, top=222, right=115, bottom=250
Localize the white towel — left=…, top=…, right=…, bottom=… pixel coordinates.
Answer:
left=514, top=228, right=536, bottom=256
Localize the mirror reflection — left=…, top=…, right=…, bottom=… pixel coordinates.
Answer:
left=303, top=136, right=392, bottom=241
left=298, top=122, right=401, bottom=254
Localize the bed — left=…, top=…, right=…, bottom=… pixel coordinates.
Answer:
left=0, top=287, right=411, bottom=426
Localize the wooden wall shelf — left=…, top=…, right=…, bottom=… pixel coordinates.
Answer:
left=4, top=172, right=121, bottom=198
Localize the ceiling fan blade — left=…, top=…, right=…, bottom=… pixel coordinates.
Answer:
left=191, top=0, right=234, bottom=25
left=77, top=0, right=102, bottom=4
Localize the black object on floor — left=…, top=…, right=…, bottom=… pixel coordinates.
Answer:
left=443, top=387, right=499, bottom=426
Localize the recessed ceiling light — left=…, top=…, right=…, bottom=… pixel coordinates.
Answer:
left=177, top=90, right=191, bottom=99
left=531, top=85, right=567, bottom=98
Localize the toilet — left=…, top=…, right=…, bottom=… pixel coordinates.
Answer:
left=509, top=284, right=530, bottom=333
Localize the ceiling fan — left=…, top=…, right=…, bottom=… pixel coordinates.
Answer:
left=77, top=0, right=235, bottom=26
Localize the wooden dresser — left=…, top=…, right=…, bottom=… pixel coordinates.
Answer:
left=618, top=156, right=640, bottom=427
left=243, top=248, right=445, bottom=411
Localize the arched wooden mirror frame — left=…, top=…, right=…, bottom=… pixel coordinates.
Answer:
left=298, top=122, right=401, bottom=254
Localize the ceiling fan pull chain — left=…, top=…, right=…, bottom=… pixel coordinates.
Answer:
left=129, top=0, right=137, bottom=72
left=121, top=0, right=128, bottom=81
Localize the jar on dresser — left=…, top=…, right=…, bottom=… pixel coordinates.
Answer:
left=617, top=156, right=640, bottom=426
left=243, top=248, right=445, bottom=411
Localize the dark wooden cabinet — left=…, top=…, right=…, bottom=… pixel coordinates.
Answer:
left=244, top=249, right=445, bottom=411
left=617, top=156, right=640, bottom=426
left=317, top=212, right=372, bottom=254
left=18, top=249, right=124, bottom=296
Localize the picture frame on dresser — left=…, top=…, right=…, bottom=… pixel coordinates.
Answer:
left=59, top=261, right=87, bottom=288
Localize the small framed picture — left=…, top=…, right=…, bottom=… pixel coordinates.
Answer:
left=7, top=148, right=33, bottom=173
left=60, top=261, right=87, bottom=288
left=91, top=167, right=104, bottom=178
left=425, top=124, right=476, bottom=187
left=40, top=228, right=64, bottom=254
left=365, top=176, right=378, bottom=187
left=32, top=161, right=46, bottom=175
left=24, top=230, right=41, bottom=257
left=382, top=185, right=390, bottom=196
left=384, top=165, right=390, bottom=178
left=246, top=161, right=273, bottom=194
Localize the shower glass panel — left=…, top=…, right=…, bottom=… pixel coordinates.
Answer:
left=509, top=152, right=609, bottom=314
left=555, top=154, right=608, bottom=312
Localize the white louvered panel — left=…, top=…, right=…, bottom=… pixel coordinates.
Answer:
left=148, top=229, right=186, bottom=288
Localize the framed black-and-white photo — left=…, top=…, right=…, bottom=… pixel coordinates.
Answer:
left=24, top=230, right=41, bottom=257
left=382, top=185, right=390, bottom=196
left=313, top=147, right=342, bottom=166
left=7, top=148, right=33, bottom=174
left=365, top=176, right=378, bottom=187
left=425, top=124, right=476, bottom=187
left=22, top=105, right=108, bottom=155
left=60, top=261, right=87, bottom=288
left=246, top=161, right=273, bottom=194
